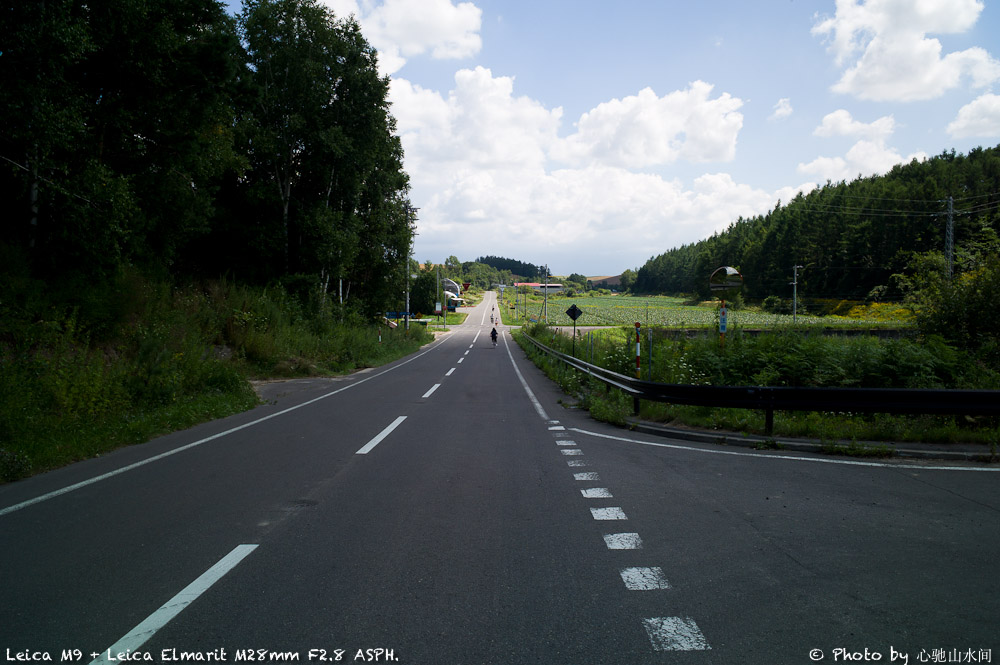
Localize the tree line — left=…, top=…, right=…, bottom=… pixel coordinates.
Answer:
left=0, top=0, right=411, bottom=319
left=633, top=146, right=1000, bottom=306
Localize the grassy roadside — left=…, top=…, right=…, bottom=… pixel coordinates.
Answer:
left=514, top=324, right=1000, bottom=451
left=0, top=273, right=433, bottom=482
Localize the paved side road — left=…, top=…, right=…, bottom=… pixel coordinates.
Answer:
left=1, top=291, right=997, bottom=664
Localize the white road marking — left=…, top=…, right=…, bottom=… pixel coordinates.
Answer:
left=422, top=384, right=440, bottom=399
left=581, top=488, right=613, bottom=498
left=355, top=416, right=407, bottom=455
left=557, top=440, right=577, bottom=446
left=621, top=566, right=671, bottom=590
left=566, top=460, right=588, bottom=467
left=574, top=472, right=600, bottom=480
left=464, top=350, right=469, bottom=356
left=548, top=425, right=565, bottom=431
left=604, top=533, right=643, bottom=549
left=571, top=427, right=1000, bottom=472
left=89, top=544, right=258, bottom=664
left=446, top=368, right=455, bottom=376
left=457, top=357, right=464, bottom=364
left=591, top=507, right=628, bottom=520
left=505, top=341, right=549, bottom=421
left=643, top=617, right=711, bottom=651
left=0, top=339, right=449, bottom=517
left=560, top=449, right=584, bottom=456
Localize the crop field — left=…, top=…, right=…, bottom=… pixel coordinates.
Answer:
left=503, top=294, right=911, bottom=328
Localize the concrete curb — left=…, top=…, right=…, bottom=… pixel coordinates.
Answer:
left=625, top=418, right=999, bottom=463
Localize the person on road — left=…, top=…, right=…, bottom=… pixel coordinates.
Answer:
left=490, top=327, right=498, bottom=347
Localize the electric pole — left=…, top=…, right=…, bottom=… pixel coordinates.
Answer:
left=791, top=265, right=803, bottom=323
left=946, top=196, right=954, bottom=280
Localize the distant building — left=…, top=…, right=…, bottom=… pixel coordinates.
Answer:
left=515, top=282, right=563, bottom=294
left=587, top=274, right=621, bottom=289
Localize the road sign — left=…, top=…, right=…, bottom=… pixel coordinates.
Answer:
left=719, top=306, right=728, bottom=333
left=566, top=304, right=583, bottom=321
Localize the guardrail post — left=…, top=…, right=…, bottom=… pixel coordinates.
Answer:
left=765, top=409, right=774, bottom=436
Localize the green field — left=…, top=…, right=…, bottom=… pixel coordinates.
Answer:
left=501, top=294, right=911, bottom=328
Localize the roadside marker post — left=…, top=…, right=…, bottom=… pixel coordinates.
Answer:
left=634, top=322, right=641, bottom=416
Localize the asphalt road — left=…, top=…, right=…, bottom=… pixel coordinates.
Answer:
left=2, top=292, right=998, bottom=665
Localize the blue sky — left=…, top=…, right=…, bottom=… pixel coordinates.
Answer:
left=225, top=0, right=1000, bottom=276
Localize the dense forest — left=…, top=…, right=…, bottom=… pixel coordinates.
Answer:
left=634, top=146, right=1000, bottom=305
left=475, top=256, right=545, bottom=280
left=0, top=0, right=412, bottom=319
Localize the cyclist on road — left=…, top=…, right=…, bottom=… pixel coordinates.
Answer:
left=490, top=327, right=498, bottom=347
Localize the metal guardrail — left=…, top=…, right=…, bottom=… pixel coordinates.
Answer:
left=520, top=332, right=1000, bottom=435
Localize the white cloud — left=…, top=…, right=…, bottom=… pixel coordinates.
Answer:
left=552, top=81, right=744, bottom=168
left=798, top=140, right=926, bottom=182
left=812, top=0, right=1000, bottom=101
left=389, top=67, right=774, bottom=272
left=800, top=107, right=927, bottom=182
left=947, top=93, right=1000, bottom=138
left=321, top=0, right=482, bottom=75
left=771, top=98, right=793, bottom=120
left=813, top=109, right=895, bottom=141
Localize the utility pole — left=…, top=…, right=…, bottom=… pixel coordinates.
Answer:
left=543, top=265, right=549, bottom=323
left=791, top=265, right=803, bottom=323
left=945, top=196, right=954, bottom=281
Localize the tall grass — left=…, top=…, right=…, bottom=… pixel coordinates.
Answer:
left=0, top=272, right=432, bottom=481
left=517, top=323, right=1000, bottom=446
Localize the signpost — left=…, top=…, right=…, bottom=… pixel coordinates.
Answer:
left=710, top=266, right=743, bottom=348
left=566, top=304, right=583, bottom=356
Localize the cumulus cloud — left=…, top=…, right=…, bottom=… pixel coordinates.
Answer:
left=799, top=108, right=926, bottom=182
left=813, top=109, right=895, bottom=141
left=389, top=67, right=773, bottom=272
left=321, top=0, right=482, bottom=74
left=552, top=81, right=744, bottom=168
left=770, top=98, right=793, bottom=120
left=812, top=0, right=1000, bottom=101
left=947, top=93, right=1000, bottom=138
left=798, top=140, right=926, bottom=182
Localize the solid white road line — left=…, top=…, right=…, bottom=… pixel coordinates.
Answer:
left=422, top=384, right=441, bottom=399
left=355, top=416, right=407, bottom=455
left=643, top=617, right=710, bottom=651
left=504, top=334, right=549, bottom=421
left=89, top=544, right=258, bottom=664
left=1, top=340, right=448, bottom=517
left=571, top=427, right=1000, bottom=472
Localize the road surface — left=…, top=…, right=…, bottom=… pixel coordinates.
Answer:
left=2, top=292, right=998, bottom=664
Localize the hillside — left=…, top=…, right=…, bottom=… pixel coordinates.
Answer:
left=634, top=146, right=1000, bottom=305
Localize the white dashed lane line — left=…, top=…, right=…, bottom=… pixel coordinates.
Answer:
left=355, top=416, right=407, bottom=455
left=590, top=507, right=628, bottom=520
left=422, top=384, right=441, bottom=399
left=620, top=567, right=672, bottom=591
left=604, top=533, right=643, bottom=550
left=546, top=418, right=712, bottom=653
left=644, top=617, right=711, bottom=651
